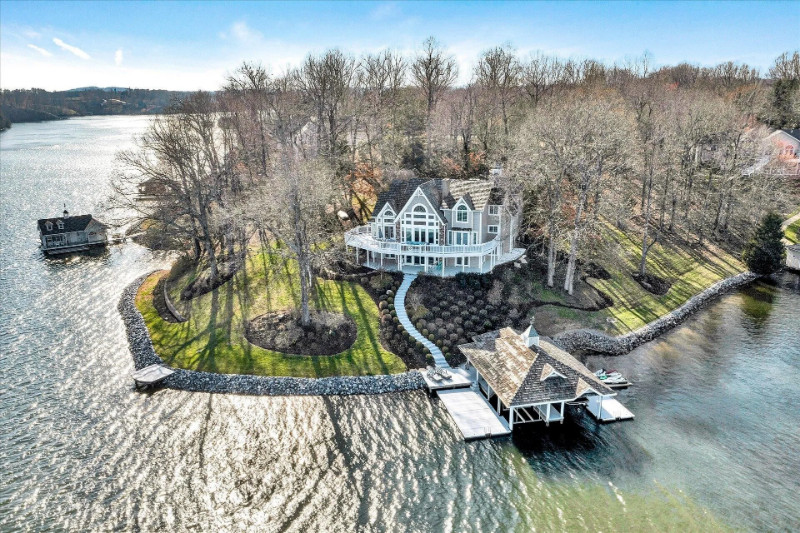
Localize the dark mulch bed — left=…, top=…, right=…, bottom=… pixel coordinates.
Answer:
left=632, top=272, right=672, bottom=295
left=180, top=256, right=243, bottom=301
left=245, top=311, right=357, bottom=356
left=153, top=276, right=181, bottom=323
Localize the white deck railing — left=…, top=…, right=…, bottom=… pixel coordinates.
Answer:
left=345, top=225, right=500, bottom=257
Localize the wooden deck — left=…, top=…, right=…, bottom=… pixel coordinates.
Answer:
left=419, top=367, right=473, bottom=391
left=437, top=389, right=511, bottom=440
left=585, top=395, right=635, bottom=422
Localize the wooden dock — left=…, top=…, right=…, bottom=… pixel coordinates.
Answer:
left=437, top=389, right=511, bottom=440
left=585, top=395, right=635, bottom=422
left=419, top=367, right=474, bottom=392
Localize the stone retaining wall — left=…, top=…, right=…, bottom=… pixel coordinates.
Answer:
left=119, top=273, right=426, bottom=396
left=553, top=271, right=760, bottom=355
left=162, top=275, right=187, bottom=322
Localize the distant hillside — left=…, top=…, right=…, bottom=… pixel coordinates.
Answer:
left=0, top=87, right=192, bottom=125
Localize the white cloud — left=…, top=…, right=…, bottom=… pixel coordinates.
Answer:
left=229, top=21, right=262, bottom=44
left=23, top=29, right=41, bottom=39
left=115, top=49, right=123, bottom=66
left=370, top=2, right=401, bottom=21
left=27, top=44, right=52, bottom=57
left=52, top=37, right=91, bottom=59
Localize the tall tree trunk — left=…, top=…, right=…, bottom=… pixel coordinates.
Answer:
left=639, top=167, right=656, bottom=277
left=564, top=172, right=591, bottom=295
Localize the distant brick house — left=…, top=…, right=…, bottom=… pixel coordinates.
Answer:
left=345, top=176, right=524, bottom=276
left=37, top=209, right=108, bottom=255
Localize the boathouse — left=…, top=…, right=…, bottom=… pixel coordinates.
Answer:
left=37, top=209, right=108, bottom=254
left=787, top=244, right=800, bottom=271
left=458, top=321, right=632, bottom=429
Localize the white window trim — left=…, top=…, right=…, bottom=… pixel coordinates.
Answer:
left=488, top=225, right=499, bottom=234
left=45, top=222, right=53, bottom=231
left=488, top=205, right=500, bottom=216
left=56, top=221, right=64, bottom=230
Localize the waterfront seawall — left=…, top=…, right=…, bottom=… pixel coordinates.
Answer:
left=119, top=273, right=425, bottom=396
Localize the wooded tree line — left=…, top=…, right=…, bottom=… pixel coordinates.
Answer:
left=114, top=40, right=800, bottom=317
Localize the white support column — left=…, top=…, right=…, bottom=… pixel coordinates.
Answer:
left=441, top=256, right=445, bottom=276
left=496, top=395, right=501, bottom=412
left=560, top=401, right=565, bottom=424
left=598, top=395, right=604, bottom=421
left=509, top=407, right=514, bottom=431
left=546, top=403, right=551, bottom=426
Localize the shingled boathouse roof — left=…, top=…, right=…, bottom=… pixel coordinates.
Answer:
left=458, top=327, right=614, bottom=407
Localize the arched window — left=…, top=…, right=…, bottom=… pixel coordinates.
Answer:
left=456, top=204, right=468, bottom=223
left=413, top=205, right=427, bottom=214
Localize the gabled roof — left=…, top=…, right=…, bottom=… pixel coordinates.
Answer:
left=443, top=179, right=499, bottom=210
left=458, top=327, right=614, bottom=407
left=781, top=129, right=800, bottom=142
left=37, top=214, right=98, bottom=236
left=371, top=178, right=427, bottom=219
left=371, top=176, right=504, bottom=220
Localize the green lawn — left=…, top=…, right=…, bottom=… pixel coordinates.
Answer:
left=534, top=223, right=746, bottom=336
left=785, top=219, right=800, bottom=244
left=136, top=251, right=406, bottom=377
left=592, top=224, right=746, bottom=334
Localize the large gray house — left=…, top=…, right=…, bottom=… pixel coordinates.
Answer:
left=345, top=177, right=523, bottom=276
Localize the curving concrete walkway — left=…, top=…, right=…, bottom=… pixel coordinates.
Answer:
left=395, top=274, right=449, bottom=368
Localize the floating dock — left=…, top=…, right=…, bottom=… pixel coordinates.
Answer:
left=132, top=364, right=174, bottom=389
left=585, top=395, right=635, bottom=422
left=437, top=389, right=512, bottom=440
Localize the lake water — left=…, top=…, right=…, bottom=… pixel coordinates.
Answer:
left=1, top=117, right=799, bottom=532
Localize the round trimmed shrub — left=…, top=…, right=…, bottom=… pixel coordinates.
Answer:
left=428, top=334, right=435, bottom=342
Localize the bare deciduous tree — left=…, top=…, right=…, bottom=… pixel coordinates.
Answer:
left=411, top=37, right=458, bottom=166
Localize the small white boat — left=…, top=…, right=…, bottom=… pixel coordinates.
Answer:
left=594, top=369, right=630, bottom=388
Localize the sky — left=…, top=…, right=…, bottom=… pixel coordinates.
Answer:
left=0, top=1, right=797, bottom=91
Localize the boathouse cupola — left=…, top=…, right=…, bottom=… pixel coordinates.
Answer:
left=522, top=316, right=539, bottom=348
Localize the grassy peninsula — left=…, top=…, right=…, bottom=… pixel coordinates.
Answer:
left=136, top=251, right=406, bottom=378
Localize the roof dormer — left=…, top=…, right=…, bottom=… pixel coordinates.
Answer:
left=57, top=220, right=64, bottom=230
left=45, top=221, right=53, bottom=231
left=540, top=363, right=567, bottom=381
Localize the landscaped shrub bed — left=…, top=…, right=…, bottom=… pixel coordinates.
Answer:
left=405, top=258, right=612, bottom=366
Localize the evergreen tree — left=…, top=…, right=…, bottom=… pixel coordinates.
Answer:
left=742, top=212, right=786, bottom=275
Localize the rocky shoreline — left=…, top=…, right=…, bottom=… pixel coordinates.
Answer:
left=119, top=273, right=425, bottom=396
left=553, top=271, right=760, bottom=355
